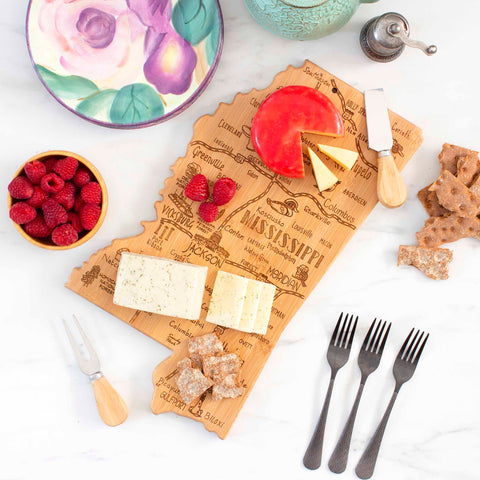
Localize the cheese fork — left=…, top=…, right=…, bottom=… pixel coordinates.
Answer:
left=63, top=315, right=128, bottom=427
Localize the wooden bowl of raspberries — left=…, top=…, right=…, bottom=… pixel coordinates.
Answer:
left=7, top=151, right=107, bottom=250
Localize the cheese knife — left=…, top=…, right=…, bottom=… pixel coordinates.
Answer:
left=364, top=88, right=407, bottom=208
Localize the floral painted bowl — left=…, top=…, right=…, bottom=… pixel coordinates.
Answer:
left=26, top=0, right=224, bottom=129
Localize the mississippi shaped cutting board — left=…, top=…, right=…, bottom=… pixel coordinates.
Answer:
left=67, top=61, right=423, bottom=438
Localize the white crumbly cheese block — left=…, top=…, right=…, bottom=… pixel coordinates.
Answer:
left=113, top=252, right=208, bottom=320
left=205, top=271, right=248, bottom=329
left=237, top=279, right=264, bottom=333
left=251, top=283, right=276, bottom=335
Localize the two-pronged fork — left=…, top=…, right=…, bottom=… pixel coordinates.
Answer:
left=328, top=319, right=391, bottom=473
left=303, top=313, right=358, bottom=470
left=355, top=328, right=429, bottom=479
left=63, top=315, right=128, bottom=427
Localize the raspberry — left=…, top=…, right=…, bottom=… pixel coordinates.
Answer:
left=24, top=160, right=47, bottom=184
left=74, top=196, right=85, bottom=213
left=213, top=177, right=236, bottom=206
left=42, top=199, right=68, bottom=228
left=81, top=182, right=102, bottom=204
left=8, top=176, right=34, bottom=199
left=198, top=202, right=218, bottom=223
left=79, top=203, right=101, bottom=230
left=24, top=216, right=51, bottom=238
left=185, top=174, right=209, bottom=202
left=44, top=157, right=58, bottom=173
left=27, top=186, right=49, bottom=208
left=73, top=167, right=92, bottom=187
left=53, top=156, right=78, bottom=180
left=9, top=202, right=37, bottom=224
left=41, top=173, right=65, bottom=194
left=67, top=212, right=83, bottom=233
left=53, top=182, right=76, bottom=210
left=52, top=223, right=78, bottom=246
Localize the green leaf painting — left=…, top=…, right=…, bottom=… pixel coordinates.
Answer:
left=206, top=12, right=220, bottom=65
left=110, top=84, right=165, bottom=125
left=36, top=65, right=99, bottom=100
left=76, top=90, right=118, bottom=118
left=172, top=0, right=218, bottom=46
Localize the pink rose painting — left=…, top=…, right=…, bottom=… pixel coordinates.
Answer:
left=27, top=0, right=223, bottom=127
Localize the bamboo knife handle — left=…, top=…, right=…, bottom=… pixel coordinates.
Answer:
left=91, top=376, right=128, bottom=427
left=377, top=154, right=407, bottom=208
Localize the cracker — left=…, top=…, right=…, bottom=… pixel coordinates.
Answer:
left=470, top=174, right=480, bottom=196
left=439, top=143, right=478, bottom=174
left=188, top=333, right=223, bottom=367
left=456, top=154, right=480, bottom=186
left=212, top=374, right=244, bottom=401
left=429, top=170, right=480, bottom=217
left=417, top=184, right=449, bottom=217
left=398, top=245, right=453, bottom=280
left=203, top=353, right=241, bottom=384
left=416, top=214, right=480, bottom=247
left=176, top=366, right=213, bottom=404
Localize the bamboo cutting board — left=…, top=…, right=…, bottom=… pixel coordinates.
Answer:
left=66, top=60, right=423, bottom=438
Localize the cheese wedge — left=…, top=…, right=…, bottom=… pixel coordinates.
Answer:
left=251, top=283, right=276, bottom=335
left=206, top=271, right=248, bottom=329
left=237, top=279, right=264, bottom=332
left=308, top=148, right=338, bottom=192
left=113, top=253, right=208, bottom=320
left=317, top=144, right=358, bottom=170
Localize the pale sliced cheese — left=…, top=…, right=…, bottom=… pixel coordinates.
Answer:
left=308, top=148, right=338, bottom=192
left=251, top=283, right=276, bottom=335
left=206, top=271, right=248, bottom=329
left=237, top=279, right=264, bottom=332
left=113, top=252, right=208, bottom=320
left=317, top=144, right=358, bottom=170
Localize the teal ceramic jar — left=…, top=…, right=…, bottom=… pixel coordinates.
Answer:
left=244, top=0, right=379, bottom=40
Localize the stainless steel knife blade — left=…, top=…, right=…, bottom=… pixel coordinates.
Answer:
left=364, top=89, right=393, bottom=153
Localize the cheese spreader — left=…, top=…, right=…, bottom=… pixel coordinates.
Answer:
left=364, top=88, right=407, bottom=208
left=63, top=315, right=128, bottom=427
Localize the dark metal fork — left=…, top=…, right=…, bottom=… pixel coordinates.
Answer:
left=355, top=328, right=429, bottom=479
left=303, top=313, right=358, bottom=470
left=329, top=319, right=391, bottom=474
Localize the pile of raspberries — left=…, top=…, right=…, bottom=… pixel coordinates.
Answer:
left=8, top=156, right=103, bottom=246
left=185, top=175, right=236, bottom=222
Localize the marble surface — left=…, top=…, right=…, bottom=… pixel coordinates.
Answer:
left=1, top=1, right=480, bottom=479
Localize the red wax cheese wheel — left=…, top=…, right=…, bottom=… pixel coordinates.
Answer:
left=251, top=86, right=345, bottom=178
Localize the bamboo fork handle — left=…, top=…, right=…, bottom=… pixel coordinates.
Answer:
left=91, top=376, right=128, bottom=427
left=377, top=154, right=407, bottom=208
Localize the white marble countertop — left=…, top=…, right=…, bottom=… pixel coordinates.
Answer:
left=1, top=1, right=480, bottom=479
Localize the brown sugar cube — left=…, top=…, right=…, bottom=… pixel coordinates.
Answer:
left=470, top=175, right=480, bottom=196
left=398, top=245, right=453, bottom=280
left=416, top=214, right=480, bottom=247
left=212, top=374, right=244, bottom=401
left=456, top=154, right=480, bottom=186
left=429, top=170, right=480, bottom=217
left=188, top=333, right=223, bottom=368
left=177, top=357, right=192, bottom=373
left=417, top=184, right=449, bottom=217
left=203, top=353, right=241, bottom=383
left=176, top=366, right=213, bottom=404
left=439, top=143, right=479, bottom=174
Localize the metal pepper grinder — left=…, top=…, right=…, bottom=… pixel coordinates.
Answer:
left=360, top=12, right=437, bottom=62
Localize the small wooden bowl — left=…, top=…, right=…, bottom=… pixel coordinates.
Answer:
left=7, top=150, right=108, bottom=250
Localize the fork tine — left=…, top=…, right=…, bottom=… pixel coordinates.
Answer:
left=361, top=318, right=376, bottom=350
left=397, top=328, right=414, bottom=359
left=341, top=314, right=353, bottom=348
left=331, top=312, right=343, bottom=345
left=63, top=319, right=84, bottom=367
left=72, top=315, right=100, bottom=365
left=413, top=333, right=429, bottom=365
left=369, top=320, right=382, bottom=352
left=407, top=331, right=424, bottom=363
left=403, top=329, right=420, bottom=360
left=372, top=320, right=386, bottom=353
left=337, top=314, right=348, bottom=347
left=347, top=316, right=358, bottom=350
left=378, top=323, right=391, bottom=355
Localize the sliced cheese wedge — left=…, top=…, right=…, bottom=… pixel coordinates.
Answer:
left=251, top=283, right=276, bottom=335
left=237, top=279, right=264, bottom=333
left=206, top=271, right=248, bottom=329
left=308, top=148, right=338, bottom=192
left=317, top=144, right=358, bottom=170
